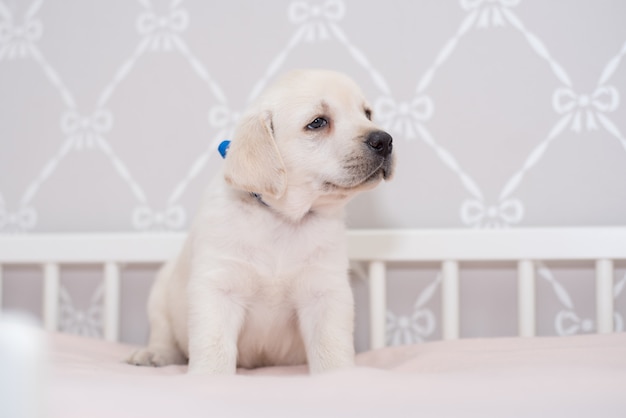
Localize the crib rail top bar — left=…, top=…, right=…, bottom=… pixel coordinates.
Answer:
left=0, top=233, right=186, bottom=264
left=348, top=227, right=626, bottom=262
left=0, top=227, right=625, bottom=264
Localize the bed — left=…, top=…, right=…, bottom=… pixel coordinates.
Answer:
left=1, top=228, right=626, bottom=417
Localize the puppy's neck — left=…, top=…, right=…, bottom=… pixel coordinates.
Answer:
left=261, top=187, right=349, bottom=224
left=228, top=181, right=347, bottom=224
left=255, top=190, right=316, bottom=223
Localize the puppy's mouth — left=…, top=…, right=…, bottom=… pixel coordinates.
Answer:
left=323, top=157, right=393, bottom=192
left=361, top=163, right=387, bottom=184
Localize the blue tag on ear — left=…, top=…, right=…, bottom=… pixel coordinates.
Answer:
left=218, top=140, right=231, bottom=159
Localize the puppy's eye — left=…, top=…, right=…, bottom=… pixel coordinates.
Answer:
left=365, top=109, right=372, bottom=120
left=306, top=117, right=328, bottom=130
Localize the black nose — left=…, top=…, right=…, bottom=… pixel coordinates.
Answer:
left=365, top=130, right=393, bottom=157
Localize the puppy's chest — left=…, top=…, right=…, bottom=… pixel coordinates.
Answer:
left=236, top=217, right=341, bottom=281
left=250, top=229, right=323, bottom=278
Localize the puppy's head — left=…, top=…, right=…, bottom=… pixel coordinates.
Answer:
left=224, top=69, right=395, bottom=220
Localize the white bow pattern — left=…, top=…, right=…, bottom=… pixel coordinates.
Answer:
left=461, top=198, right=523, bottom=228
left=553, top=86, right=619, bottom=132
left=460, top=0, right=520, bottom=28
left=0, top=18, right=42, bottom=59
left=133, top=205, right=186, bottom=230
left=288, top=0, right=345, bottom=42
left=386, top=309, right=436, bottom=345
left=0, top=206, right=37, bottom=231
left=137, top=9, right=189, bottom=51
left=208, top=105, right=241, bottom=129
left=59, top=284, right=103, bottom=338
left=555, top=311, right=594, bottom=336
left=375, top=96, right=434, bottom=140
left=61, top=110, right=113, bottom=149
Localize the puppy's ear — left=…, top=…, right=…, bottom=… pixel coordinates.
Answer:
left=223, top=111, right=287, bottom=199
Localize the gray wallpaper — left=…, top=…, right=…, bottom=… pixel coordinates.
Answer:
left=1, top=0, right=625, bottom=349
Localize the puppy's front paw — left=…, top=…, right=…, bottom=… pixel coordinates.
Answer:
left=187, top=359, right=236, bottom=375
left=126, top=347, right=186, bottom=367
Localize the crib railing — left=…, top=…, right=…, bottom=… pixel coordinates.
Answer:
left=347, top=228, right=626, bottom=348
left=1, top=228, right=625, bottom=349
left=0, top=233, right=184, bottom=342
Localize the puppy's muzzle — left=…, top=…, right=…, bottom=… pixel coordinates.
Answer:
left=365, top=130, right=393, bottom=158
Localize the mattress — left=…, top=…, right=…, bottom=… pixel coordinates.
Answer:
left=45, top=332, right=626, bottom=418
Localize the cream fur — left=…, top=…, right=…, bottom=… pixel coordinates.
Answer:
left=127, top=69, right=395, bottom=374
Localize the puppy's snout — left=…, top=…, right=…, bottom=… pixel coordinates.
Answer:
left=365, top=131, right=393, bottom=157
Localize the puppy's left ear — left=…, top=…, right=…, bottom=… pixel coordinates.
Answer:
left=223, top=110, right=287, bottom=199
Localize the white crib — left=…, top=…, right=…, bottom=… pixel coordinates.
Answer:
left=1, top=227, right=625, bottom=349
left=2, top=227, right=626, bottom=418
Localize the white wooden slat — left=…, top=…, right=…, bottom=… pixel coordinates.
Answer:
left=368, top=261, right=387, bottom=350
left=517, top=260, right=536, bottom=337
left=0, top=233, right=185, bottom=264
left=43, top=263, right=60, bottom=332
left=441, top=260, right=459, bottom=340
left=595, top=259, right=614, bottom=333
left=2, top=228, right=626, bottom=265
left=0, top=264, right=3, bottom=311
left=348, top=228, right=626, bottom=262
left=103, top=262, right=121, bottom=342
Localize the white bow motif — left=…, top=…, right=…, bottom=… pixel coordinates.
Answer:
left=460, top=0, right=520, bottom=28
left=0, top=206, right=37, bottom=231
left=61, top=110, right=113, bottom=149
left=386, top=309, right=435, bottom=345
left=59, top=284, right=103, bottom=338
left=288, top=0, right=345, bottom=42
left=555, top=310, right=594, bottom=336
left=375, top=96, right=433, bottom=140
left=0, top=19, right=42, bottom=59
left=208, top=105, right=241, bottom=129
left=133, top=205, right=186, bottom=231
left=461, top=198, right=523, bottom=228
left=553, top=86, right=619, bottom=132
left=137, top=9, right=189, bottom=51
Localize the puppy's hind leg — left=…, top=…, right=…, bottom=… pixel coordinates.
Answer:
left=127, top=262, right=187, bottom=367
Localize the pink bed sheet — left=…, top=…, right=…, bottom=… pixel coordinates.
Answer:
left=47, top=332, right=626, bottom=417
